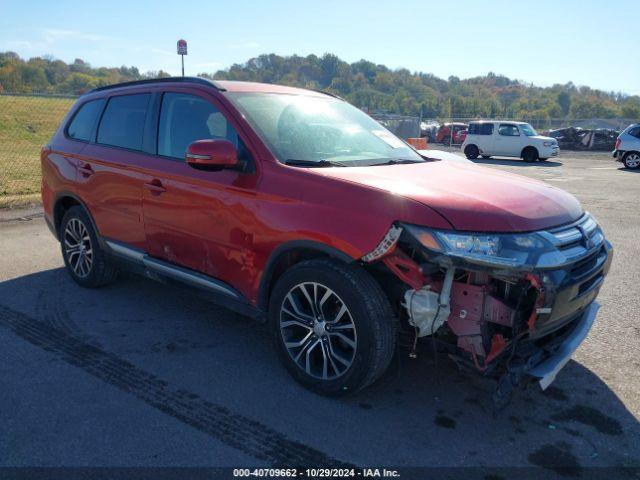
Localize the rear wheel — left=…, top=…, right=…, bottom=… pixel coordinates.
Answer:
left=269, top=258, right=396, bottom=396
left=60, top=206, right=118, bottom=288
left=623, top=152, right=640, bottom=169
left=522, top=147, right=539, bottom=162
left=464, top=145, right=479, bottom=159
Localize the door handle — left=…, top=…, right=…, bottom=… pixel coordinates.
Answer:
left=144, top=180, right=166, bottom=195
left=78, top=163, right=94, bottom=177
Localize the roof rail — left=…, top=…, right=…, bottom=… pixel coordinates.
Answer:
left=89, top=76, right=226, bottom=93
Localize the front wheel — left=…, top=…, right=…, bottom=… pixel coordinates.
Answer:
left=623, top=152, right=640, bottom=169
left=464, top=145, right=479, bottom=159
left=522, top=147, right=539, bottom=162
left=269, top=258, right=396, bottom=396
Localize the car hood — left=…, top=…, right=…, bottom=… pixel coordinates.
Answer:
left=531, top=135, right=556, bottom=143
left=313, top=161, right=583, bottom=232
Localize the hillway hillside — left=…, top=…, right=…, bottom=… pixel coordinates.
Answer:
left=2, top=51, right=639, bottom=120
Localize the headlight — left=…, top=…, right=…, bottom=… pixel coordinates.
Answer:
left=543, top=141, right=556, bottom=147
left=402, top=224, right=552, bottom=269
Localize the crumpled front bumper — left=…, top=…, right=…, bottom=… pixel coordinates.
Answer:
left=527, top=301, right=599, bottom=389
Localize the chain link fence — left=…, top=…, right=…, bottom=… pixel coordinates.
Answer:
left=420, top=117, right=639, bottom=150
left=426, top=117, right=639, bottom=133
left=0, top=93, right=77, bottom=207
left=369, top=113, right=420, bottom=139
left=1, top=92, right=639, bottom=208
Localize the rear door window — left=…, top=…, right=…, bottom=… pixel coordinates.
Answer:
left=158, top=92, right=239, bottom=159
left=498, top=124, right=520, bottom=136
left=67, top=98, right=105, bottom=141
left=97, top=94, right=151, bottom=151
left=628, top=126, right=640, bottom=139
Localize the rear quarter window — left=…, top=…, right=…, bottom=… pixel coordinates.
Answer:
left=468, top=123, right=494, bottom=135
left=628, top=126, right=640, bottom=139
left=97, top=93, right=151, bottom=151
left=66, top=98, right=105, bottom=141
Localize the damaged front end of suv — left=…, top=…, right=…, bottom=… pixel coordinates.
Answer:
left=363, top=213, right=612, bottom=402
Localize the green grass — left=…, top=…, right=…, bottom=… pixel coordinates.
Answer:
left=0, top=95, right=75, bottom=207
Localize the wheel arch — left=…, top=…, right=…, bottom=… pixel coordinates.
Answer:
left=464, top=143, right=479, bottom=156
left=521, top=145, right=539, bottom=158
left=53, top=192, right=100, bottom=243
left=258, top=240, right=355, bottom=311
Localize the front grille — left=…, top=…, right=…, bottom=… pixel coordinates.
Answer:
left=533, top=215, right=611, bottom=337
left=547, top=213, right=599, bottom=250
left=570, top=248, right=600, bottom=277
left=538, top=213, right=605, bottom=268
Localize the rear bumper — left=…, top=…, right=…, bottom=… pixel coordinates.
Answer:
left=613, top=149, right=624, bottom=160
left=527, top=301, right=598, bottom=389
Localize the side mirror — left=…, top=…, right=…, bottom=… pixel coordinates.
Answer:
left=185, top=139, right=238, bottom=170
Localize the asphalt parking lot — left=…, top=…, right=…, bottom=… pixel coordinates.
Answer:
left=1, top=152, right=639, bottom=478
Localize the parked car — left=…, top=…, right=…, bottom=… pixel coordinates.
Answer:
left=42, top=78, right=612, bottom=400
left=455, top=129, right=467, bottom=144
left=462, top=121, right=559, bottom=162
left=420, top=121, right=439, bottom=143
left=435, top=122, right=467, bottom=144
left=548, top=127, right=619, bottom=151
left=613, top=123, right=640, bottom=169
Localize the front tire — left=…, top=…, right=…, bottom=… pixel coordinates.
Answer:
left=522, top=147, right=539, bottom=162
left=60, top=206, right=118, bottom=288
left=269, top=258, right=396, bottom=396
left=623, top=152, right=640, bottom=169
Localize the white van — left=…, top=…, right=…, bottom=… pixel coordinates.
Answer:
left=461, top=121, right=559, bottom=162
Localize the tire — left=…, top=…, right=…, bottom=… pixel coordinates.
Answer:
left=623, top=152, right=640, bottom=169
left=60, top=206, right=118, bottom=288
left=481, top=155, right=491, bottom=159
left=464, top=145, right=479, bottom=159
left=522, top=147, right=539, bottom=163
left=269, top=258, right=396, bottom=396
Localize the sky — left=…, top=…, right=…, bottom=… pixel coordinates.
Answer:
left=1, top=0, right=639, bottom=94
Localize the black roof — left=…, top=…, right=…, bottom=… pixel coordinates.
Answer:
left=89, top=76, right=226, bottom=93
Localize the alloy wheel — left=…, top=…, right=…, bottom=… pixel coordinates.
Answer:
left=625, top=153, right=640, bottom=169
left=64, top=218, right=93, bottom=278
left=279, top=282, right=357, bottom=380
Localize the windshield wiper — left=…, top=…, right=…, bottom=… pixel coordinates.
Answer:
left=371, top=158, right=426, bottom=166
left=284, top=159, right=348, bottom=167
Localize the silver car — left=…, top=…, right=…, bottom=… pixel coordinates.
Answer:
left=613, top=123, right=640, bottom=169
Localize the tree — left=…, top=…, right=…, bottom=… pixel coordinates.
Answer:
left=557, top=91, right=571, bottom=117
left=0, top=51, right=637, bottom=120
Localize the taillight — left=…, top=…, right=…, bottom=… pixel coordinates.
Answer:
left=615, top=138, right=621, bottom=150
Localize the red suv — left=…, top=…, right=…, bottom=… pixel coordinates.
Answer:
left=42, top=78, right=612, bottom=399
left=435, top=122, right=468, bottom=144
